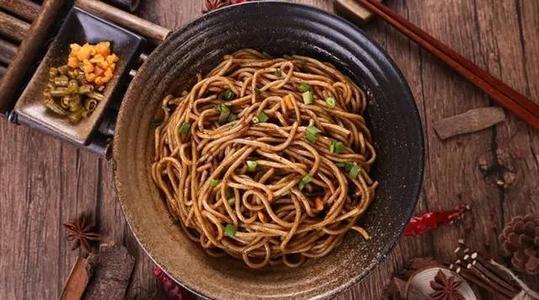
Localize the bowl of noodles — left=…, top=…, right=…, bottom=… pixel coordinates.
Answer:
left=113, top=1, right=424, bottom=299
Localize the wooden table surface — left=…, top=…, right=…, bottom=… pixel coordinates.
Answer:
left=1, top=0, right=538, bottom=299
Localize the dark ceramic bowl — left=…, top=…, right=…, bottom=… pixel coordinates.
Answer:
left=113, top=2, right=424, bottom=299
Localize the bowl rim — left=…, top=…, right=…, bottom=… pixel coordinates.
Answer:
left=113, top=1, right=425, bottom=299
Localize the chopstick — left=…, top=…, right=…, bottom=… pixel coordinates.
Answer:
left=357, top=0, right=539, bottom=130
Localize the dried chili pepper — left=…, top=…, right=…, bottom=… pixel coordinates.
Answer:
left=404, top=205, right=470, bottom=237
left=153, top=266, right=193, bottom=300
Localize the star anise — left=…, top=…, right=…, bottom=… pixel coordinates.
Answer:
left=63, top=214, right=101, bottom=253
left=429, top=270, right=465, bottom=300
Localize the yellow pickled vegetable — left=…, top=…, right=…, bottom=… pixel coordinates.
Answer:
left=68, top=41, right=118, bottom=86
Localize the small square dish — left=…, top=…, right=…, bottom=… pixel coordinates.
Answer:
left=15, top=7, right=144, bottom=145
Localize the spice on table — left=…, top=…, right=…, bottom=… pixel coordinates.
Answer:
left=404, top=205, right=470, bottom=237
left=59, top=256, right=90, bottom=300
left=499, top=214, right=539, bottom=275
left=433, top=107, right=505, bottom=140
left=450, top=240, right=522, bottom=299
left=153, top=266, right=193, bottom=300
left=429, top=270, right=465, bottom=300
left=84, top=243, right=135, bottom=300
left=63, top=214, right=101, bottom=253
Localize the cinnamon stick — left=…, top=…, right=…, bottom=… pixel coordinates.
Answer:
left=472, top=262, right=518, bottom=295
left=471, top=253, right=519, bottom=292
left=75, top=0, right=171, bottom=44
left=60, top=257, right=91, bottom=300
left=0, top=38, right=17, bottom=64
left=0, top=0, right=41, bottom=22
left=433, top=107, right=506, bottom=140
left=458, top=269, right=512, bottom=299
left=0, top=10, right=30, bottom=42
left=0, top=0, right=66, bottom=114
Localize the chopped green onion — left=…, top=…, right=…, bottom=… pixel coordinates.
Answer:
left=298, top=174, right=313, bottom=190
left=224, top=224, right=236, bottom=237
left=225, top=188, right=234, bottom=199
left=178, top=122, right=191, bottom=138
left=325, top=97, right=336, bottom=108
left=216, top=103, right=231, bottom=123
left=298, top=82, right=311, bottom=92
left=342, top=162, right=354, bottom=172
left=305, top=126, right=321, bottom=144
left=227, top=113, right=238, bottom=122
left=252, top=111, right=269, bottom=124
left=210, top=179, right=220, bottom=187
left=348, top=163, right=361, bottom=179
left=246, top=160, right=258, bottom=172
left=302, top=91, right=313, bottom=105
left=228, top=198, right=235, bottom=206
left=329, top=140, right=345, bottom=154
left=223, top=89, right=235, bottom=100
left=336, top=162, right=361, bottom=180
left=275, top=68, right=282, bottom=77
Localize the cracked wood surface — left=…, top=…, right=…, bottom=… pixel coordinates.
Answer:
left=0, top=1, right=537, bottom=299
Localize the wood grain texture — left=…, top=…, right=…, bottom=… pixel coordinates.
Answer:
left=0, top=10, right=30, bottom=42
left=0, top=0, right=41, bottom=22
left=0, top=1, right=537, bottom=299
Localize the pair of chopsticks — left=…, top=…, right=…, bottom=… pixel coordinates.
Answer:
left=358, top=0, right=539, bottom=130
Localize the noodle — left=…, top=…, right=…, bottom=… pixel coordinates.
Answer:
left=151, top=49, right=378, bottom=268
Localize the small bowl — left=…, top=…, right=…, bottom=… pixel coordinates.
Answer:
left=113, top=2, right=424, bottom=299
left=15, top=7, right=144, bottom=145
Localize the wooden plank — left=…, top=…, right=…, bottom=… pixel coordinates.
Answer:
left=0, top=0, right=41, bottom=22
left=0, top=10, right=29, bottom=42
left=472, top=0, right=539, bottom=287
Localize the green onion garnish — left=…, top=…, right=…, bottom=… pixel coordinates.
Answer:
left=253, top=111, right=269, bottom=124
left=275, top=68, right=282, bottom=77
left=329, top=140, right=345, bottom=154
left=178, top=122, right=191, bottom=138
left=336, top=162, right=361, bottom=180
left=216, top=103, right=231, bottom=123
left=325, top=97, right=336, bottom=108
left=348, top=163, right=361, bottom=179
left=298, top=82, right=311, bottom=92
left=227, top=113, right=238, bottom=122
left=298, top=174, right=313, bottom=190
left=210, top=179, right=220, bottom=187
left=224, top=224, right=236, bottom=237
left=302, top=91, right=313, bottom=105
left=246, top=160, right=258, bottom=172
left=223, top=89, right=235, bottom=100
left=228, top=198, right=235, bottom=206
left=225, top=188, right=234, bottom=199
left=342, top=162, right=354, bottom=172
left=305, top=126, right=321, bottom=144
